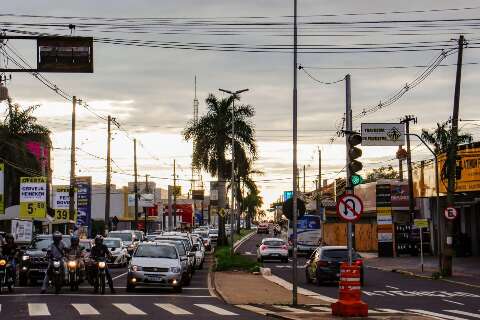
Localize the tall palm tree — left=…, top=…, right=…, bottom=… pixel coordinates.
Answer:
left=242, top=186, right=263, bottom=230
left=183, top=93, right=257, bottom=245
left=421, top=121, right=472, bottom=154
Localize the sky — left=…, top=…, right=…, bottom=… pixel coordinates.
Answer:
left=2, top=0, right=480, bottom=209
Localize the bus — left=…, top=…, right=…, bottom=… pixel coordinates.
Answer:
left=287, top=214, right=322, bottom=255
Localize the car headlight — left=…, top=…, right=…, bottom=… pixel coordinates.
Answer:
left=53, top=261, right=61, bottom=268
left=98, top=261, right=106, bottom=269
left=22, top=255, right=30, bottom=261
left=131, top=265, right=142, bottom=272
left=68, top=261, right=77, bottom=268
left=170, top=267, right=181, bottom=273
left=0, top=259, right=6, bottom=266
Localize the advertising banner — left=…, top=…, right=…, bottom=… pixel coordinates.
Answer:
left=52, top=185, right=77, bottom=222
left=361, top=123, right=405, bottom=146
left=11, top=219, right=33, bottom=242
left=75, top=177, right=92, bottom=228
left=128, top=193, right=154, bottom=208
left=376, top=183, right=393, bottom=257
left=19, top=177, right=47, bottom=219
left=0, top=163, right=4, bottom=214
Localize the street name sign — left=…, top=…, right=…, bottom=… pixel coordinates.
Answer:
left=361, top=123, right=405, bottom=146
left=336, top=194, right=363, bottom=222
left=444, top=206, right=458, bottom=220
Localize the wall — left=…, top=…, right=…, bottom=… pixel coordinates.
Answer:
left=323, top=223, right=378, bottom=252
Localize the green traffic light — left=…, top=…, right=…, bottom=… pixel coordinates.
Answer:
left=351, top=174, right=363, bottom=186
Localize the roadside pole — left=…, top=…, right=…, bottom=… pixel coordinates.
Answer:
left=69, top=96, right=77, bottom=232
left=345, top=74, right=353, bottom=264
left=134, top=138, right=139, bottom=231
left=105, top=115, right=111, bottom=234
left=292, top=0, right=298, bottom=306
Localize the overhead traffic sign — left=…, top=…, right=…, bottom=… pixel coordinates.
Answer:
left=444, top=206, right=458, bottom=220
left=336, top=194, right=363, bottom=222
left=361, top=123, right=405, bottom=146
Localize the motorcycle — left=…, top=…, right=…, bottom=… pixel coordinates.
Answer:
left=50, top=258, right=63, bottom=294
left=93, top=257, right=107, bottom=294
left=0, top=256, right=14, bottom=293
left=66, top=255, right=81, bottom=291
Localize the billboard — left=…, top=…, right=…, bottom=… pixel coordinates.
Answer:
left=37, top=36, right=93, bottom=73
left=361, top=123, right=405, bottom=146
left=19, top=177, right=47, bottom=219
left=52, top=185, right=77, bottom=222
left=192, top=189, right=204, bottom=200
left=0, top=163, right=4, bottom=214
left=75, top=176, right=92, bottom=229
left=128, top=193, right=154, bottom=208
left=11, top=219, right=33, bottom=243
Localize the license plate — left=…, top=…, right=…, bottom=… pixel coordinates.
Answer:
left=147, top=276, right=164, bottom=282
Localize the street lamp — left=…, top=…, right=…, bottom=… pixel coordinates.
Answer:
left=219, top=88, right=249, bottom=256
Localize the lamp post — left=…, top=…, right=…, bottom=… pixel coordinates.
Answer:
left=219, top=88, right=249, bottom=256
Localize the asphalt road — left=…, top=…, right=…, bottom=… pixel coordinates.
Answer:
left=239, top=230, right=480, bottom=319
left=2, top=254, right=263, bottom=320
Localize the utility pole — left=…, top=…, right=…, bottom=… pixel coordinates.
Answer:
left=317, top=148, right=322, bottom=215
left=292, top=0, right=299, bottom=306
left=144, top=174, right=149, bottom=234
left=303, top=165, right=306, bottom=194
left=134, top=138, right=138, bottom=231
left=345, top=74, right=354, bottom=265
left=69, top=96, right=77, bottom=231
left=444, top=35, right=465, bottom=276
left=105, top=115, right=112, bottom=234
left=401, top=115, right=417, bottom=222
left=398, top=146, right=404, bottom=181
left=173, top=159, right=177, bottom=229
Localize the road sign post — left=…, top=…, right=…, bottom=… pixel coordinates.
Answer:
left=414, top=219, right=428, bottom=272
left=336, top=194, right=364, bottom=266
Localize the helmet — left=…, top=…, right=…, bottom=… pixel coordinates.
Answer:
left=71, top=235, right=79, bottom=246
left=5, top=233, right=14, bottom=243
left=94, top=235, right=103, bottom=246
left=53, top=231, right=62, bottom=244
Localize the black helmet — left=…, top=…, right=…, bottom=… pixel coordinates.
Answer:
left=5, top=233, right=14, bottom=243
left=71, top=235, right=79, bottom=246
left=94, top=235, right=103, bottom=246
left=53, top=231, right=62, bottom=244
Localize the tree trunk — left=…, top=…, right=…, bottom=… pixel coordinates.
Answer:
left=236, top=209, right=241, bottom=234
left=217, top=176, right=227, bottom=246
left=246, top=210, right=251, bottom=230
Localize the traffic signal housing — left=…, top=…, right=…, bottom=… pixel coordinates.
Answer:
left=348, top=133, right=363, bottom=186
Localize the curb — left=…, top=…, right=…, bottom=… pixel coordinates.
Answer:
left=207, top=256, right=220, bottom=299
left=233, top=230, right=256, bottom=253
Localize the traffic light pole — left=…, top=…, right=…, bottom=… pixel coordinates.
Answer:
left=345, top=74, right=353, bottom=265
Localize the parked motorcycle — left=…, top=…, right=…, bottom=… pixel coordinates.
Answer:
left=66, top=255, right=81, bottom=291
left=50, top=258, right=63, bottom=294
left=0, top=256, right=14, bottom=294
left=93, top=257, right=107, bottom=294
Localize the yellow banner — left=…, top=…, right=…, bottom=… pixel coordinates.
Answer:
left=54, top=209, right=78, bottom=222
left=20, top=201, right=46, bottom=219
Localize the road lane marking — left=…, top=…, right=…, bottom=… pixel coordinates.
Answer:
left=155, top=303, right=192, bottom=315
left=0, top=293, right=214, bottom=297
left=113, top=303, right=147, bottom=315
left=445, top=310, right=480, bottom=318
left=72, top=304, right=100, bottom=315
left=28, top=303, right=51, bottom=316
left=406, top=309, right=468, bottom=320
left=385, top=285, right=399, bottom=290
left=442, top=300, right=465, bottom=306
left=112, top=272, right=127, bottom=280
left=194, top=304, right=238, bottom=315
left=376, top=309, right=404, bottom=313
left=273, top=305, right=311, bottom=313
left=235, top=305, right=271, bottom=315
left=312, top=306, right=331, bottom=312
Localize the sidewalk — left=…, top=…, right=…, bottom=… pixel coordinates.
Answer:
left=364, top=254, right=480, bottom=287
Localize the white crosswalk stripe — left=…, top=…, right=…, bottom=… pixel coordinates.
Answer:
left=235, top=304, right=271, bottom=315
left=155, top=303, right=192, bottom=315
left=274, top=305, right=311, bottom=313
left=311, top=306, right=331, bottom=312
left=444, top=310, right=480, bottom=318
left=376, top=308, right=404, bottom=313
left=113, top=303, right=146, bottom=315
left=194, top=304, right=238, bottom=315
left=72, top=304, right=100, bottom=315
left=406, top=309, right=468, bottom=320
left=28, top=303, right=51, bottom=316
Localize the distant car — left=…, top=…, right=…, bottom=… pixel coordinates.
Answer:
left=208, top=229, right=218, bottom=245
left=257, top=238, right=288, bottom=262
left=145, top=234, right=157, bottom=242
left=127, top=242, right=184, bottom=292
left=108, top=230, right=136, bottom=254
left=103, top=238, right=129, bottom=267
left=193, top=231, right=211, bottom=250
left=257, top=223, right=269, bottom=234
left=305, top=246, right=364, bottom=286
left=191, top=235, right=205, bottom=269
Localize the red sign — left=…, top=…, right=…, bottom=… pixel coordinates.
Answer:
left=444, top=206, right=458, bottom=220
left=336, top=194, right=363, bottom=222
left=174, top=204, right=193, bottom=224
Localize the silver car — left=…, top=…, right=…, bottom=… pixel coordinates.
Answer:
left=127, top=243, right=184, bottom=292
left=103, top=238, right=128, bottom=267
left=257, top=238, right=289, bottom=262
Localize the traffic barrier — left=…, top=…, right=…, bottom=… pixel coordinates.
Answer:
left=331, top=262, right=368, bottom=317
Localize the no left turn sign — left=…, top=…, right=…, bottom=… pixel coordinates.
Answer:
left=444, top=206, right=458, bottom=220
left=336, top=194, right=364, bottom=222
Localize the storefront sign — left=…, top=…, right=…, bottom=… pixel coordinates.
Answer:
left=19, top=177, right=47, bottom=219
left=52, top=185, right=77, bottom=222
left=361, top=123, right=405, bottom=146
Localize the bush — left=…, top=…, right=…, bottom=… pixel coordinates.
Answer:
left=214, top=245, right=260, bottom=272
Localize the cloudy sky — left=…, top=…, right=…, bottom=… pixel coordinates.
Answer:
left=2, top=0, right=480, bottom=208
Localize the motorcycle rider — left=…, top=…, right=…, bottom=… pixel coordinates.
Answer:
left=90, top=235, right=115, bottom=293
left=66, top=235, right=85, bottom=282
left=41, top=231, right=66, bottom=294
left=0, top=233, right=19, bottom=284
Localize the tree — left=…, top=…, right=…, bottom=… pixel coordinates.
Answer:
left=242, top=185, right=263, bottom=230
left=0, top=102, right=51, bottom=208
left=183, top=93, right=257, bottom=245
left=421, top=121, right=472, bottom=154
left=365, top=165, right=399, bottom=183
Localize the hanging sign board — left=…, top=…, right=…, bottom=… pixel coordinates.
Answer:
left=361, top=123, right=405, bottom=146
left=19, top=177, right=47, bottom=219
left=37, top=36, right=94, bottom=73
left=52, top=185, right=77, bottom=222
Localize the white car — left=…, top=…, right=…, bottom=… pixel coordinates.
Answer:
left=103, top=238, right=129, bottom=267
left=257, top=238, right=289, bottom=263
left=191, top=235, right=205, bottom=269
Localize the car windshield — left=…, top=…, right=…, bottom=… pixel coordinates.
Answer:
left=157, top=238, right=188, bottom=254
left=28, top=237, right=71, bottom=250
left=108, top=232, right=132, bottom=242
left=134, top=245, right=177, bottom=259
left=209, top=229, right=218, bottom=234
left=322, top=249, right=358, bottom=260
left=264, top=240, right=285, bottom=247
left=104, top=239, right=121, bottom=248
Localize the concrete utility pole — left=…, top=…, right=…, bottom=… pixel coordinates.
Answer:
left=69, top=96, right=77, bottom=229
left=398, top=146, right=404, bottom=181
left=292, top=0, right=299, bottom=306
left=444, top=35, right=465, bottom=276
left=105, top=115, right=112, bottom=233
left=345, top=74, right=354, bottom=265
left=303, top=165, right=306, bottom=194
left=401, top=115, right=417, bottom=222
left=144, top=174, right=149, bottom=234
left=134, top=138, right=138, bottom=230
left=173, top=159, right=177, bottom=229
left=317, top=148, right=322, bottom=215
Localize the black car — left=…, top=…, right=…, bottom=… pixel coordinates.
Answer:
left=19, top=235, right=71, bottom=286
left=305, top=246, right=364, bottom=286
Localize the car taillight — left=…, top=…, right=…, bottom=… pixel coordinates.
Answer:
left=317, top=260, right=328, bottom=267
left=355, top=259, right=363, bottom=266
left=260, top=245, right=268, bottom=251
left=282, top=245, right=288, bottom=250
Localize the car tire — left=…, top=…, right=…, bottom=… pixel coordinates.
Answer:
left=19, top=275, right=28, bottom=287
left=305, top=269, right=313, bottom=284
left=173, top=285, right=183, bottom=293
left=315, top=270, right=323, bottom=286
left=126, top=283, right=135, bottom=292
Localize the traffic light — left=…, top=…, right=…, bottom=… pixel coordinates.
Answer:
left=348, top=133, right=363, bottom=186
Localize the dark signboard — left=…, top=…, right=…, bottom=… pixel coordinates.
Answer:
left=75, top=176, right=92, bottom=235
left=37, top=37, right=93, bottom=73
left=192, top=189, right=204, bottom=200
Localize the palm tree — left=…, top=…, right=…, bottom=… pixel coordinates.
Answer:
left=421, top=121, right=472, bottom=154
left=0, top=102, right=51, bottom=208
left=183, top=93, right=257, bottom=245
left=242, top=186, right=263, bottom=229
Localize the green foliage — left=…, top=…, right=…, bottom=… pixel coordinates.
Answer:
left=421, top=121, right=472, bottom=154
left=214, top=245, right=260, bottom=272
left=365, top=165, right=399, bottom=183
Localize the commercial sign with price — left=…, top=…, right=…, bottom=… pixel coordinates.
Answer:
left=19, top=177, right=47, bottom=219
left=52, top=185, right=77, bottom=221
